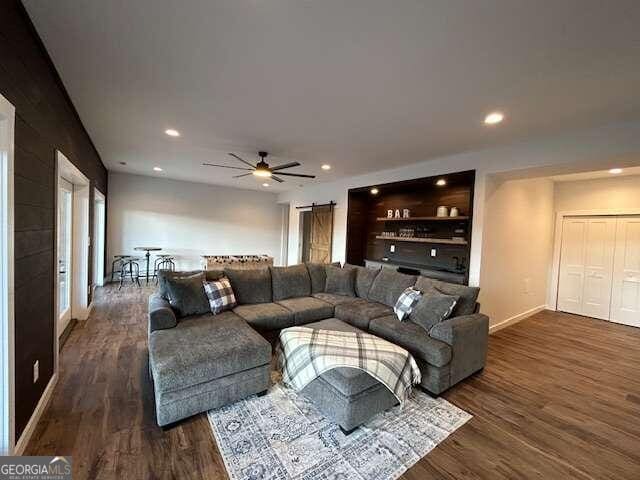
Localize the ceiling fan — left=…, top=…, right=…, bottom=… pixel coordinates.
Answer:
left=202, top=151, right=316, bottom=183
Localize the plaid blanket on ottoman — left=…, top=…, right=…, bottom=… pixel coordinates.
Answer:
left=279, top=327, right=421, bottom=403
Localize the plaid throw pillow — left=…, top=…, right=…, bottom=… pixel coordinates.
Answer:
left=203, top=277, right=237, bottom=315
left=394, top=286, right=422, bottom=321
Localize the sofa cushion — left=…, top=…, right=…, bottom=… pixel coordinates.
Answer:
left=226, top=268, right=272, bottom=304
left=157, top=269, right=224, bottom=299
left=164, top=272, right=210, bottom=317
left=149, top=311, right=271, bottom=393
left=312, top=292, right=363, bottom=306
left=325, top=265, right=356, bottom=297
left=369, top=315, right=452, bottom=367
left=345, top=264, right=381, bottom=298
left=271, top=264, right=311, bottom=301
left=277, top=297, right=335, bottom=325
left=233, top=303, right=294, bottom=330
left=334, top=300, right=392, bottom=330
left=367, top=269, right=417, bottom=307
left=410, top=290, right=459, bottom=332
left=414, top=276, right=480, bottom=316
left=306, top=262, right=341, bottom=293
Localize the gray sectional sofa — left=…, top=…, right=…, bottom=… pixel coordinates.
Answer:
left=148, top=263, right=489, bottom=426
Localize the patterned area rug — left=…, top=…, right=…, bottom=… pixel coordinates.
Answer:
left=207, top=384, right=471, bottom=480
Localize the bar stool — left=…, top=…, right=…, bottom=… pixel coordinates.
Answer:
left=110, top=255, right=131, bottom=283
left=119, top=257, right=141, bottom=290
left=153, top=255, right=176, bottom=283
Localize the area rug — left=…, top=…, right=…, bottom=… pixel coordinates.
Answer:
left=207, top=384, right=471, bottom=480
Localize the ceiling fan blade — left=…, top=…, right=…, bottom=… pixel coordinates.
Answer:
left=228, top=153, right=257, bottom=169
left=271, top=162, right=301, bottom=171
left=274, top=172, right=316, bottom=179
left=202, top=163, right=253, bottom=171
left=271, top=175, right=284, bottom=183
left=233, top=173, right=254, bottom=178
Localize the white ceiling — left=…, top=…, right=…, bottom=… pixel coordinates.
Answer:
left=24, top=0, right=640, bottom=192
left=551, top=166, right=640, bottom=182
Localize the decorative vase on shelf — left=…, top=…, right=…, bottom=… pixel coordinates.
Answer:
left=436, top=206, right=449, bottom=217
left=450, top=207, right=459, bottom=217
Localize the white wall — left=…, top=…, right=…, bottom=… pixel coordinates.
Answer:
left=278, top=121, right=640, bottom=288
left=479, top=177, right=555, bottom=327
left=107, top=173, right=284, bottom=271
left=554, top=175, right=640, bottom=212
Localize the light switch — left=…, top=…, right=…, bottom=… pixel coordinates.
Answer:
left=390, top=245, right=396, bottom=253
left=430, top=249, right=437, bottom=257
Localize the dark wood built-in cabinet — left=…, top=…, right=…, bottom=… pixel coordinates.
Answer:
left=346, top=171, right=475, bottom=284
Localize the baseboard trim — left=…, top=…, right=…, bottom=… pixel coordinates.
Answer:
left=489, top=305, right=547, bottom=334
left=14, top=373, right=58, bottom=455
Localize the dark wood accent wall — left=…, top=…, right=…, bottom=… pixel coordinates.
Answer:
left=346, top=171, right=475, bottom=283
left=1, top=0, right=108, bottom=441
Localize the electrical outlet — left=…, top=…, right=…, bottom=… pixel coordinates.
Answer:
left=523, top=278, right=531, bottom=294
left=430, top=248, right=437, bottom=257
left=33, top=360, right=39, bottom=383
left=390, top=245, right=396, bottom=253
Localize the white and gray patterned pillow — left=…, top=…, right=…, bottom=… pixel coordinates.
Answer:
left=394, top=286, right=422, bottom=321
left=203, top=277, right=237, bottom=315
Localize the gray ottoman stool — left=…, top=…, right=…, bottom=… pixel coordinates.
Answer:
left=149, top=310, right=271, bottom=426
left=301, top=318, right=399, bottom=433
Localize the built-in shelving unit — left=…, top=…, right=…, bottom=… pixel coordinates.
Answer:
left=375, top=235, right=468, bottom=245
left=346, top=170, right=475, bottom=285
left=375, top=216, right=469, bottom=222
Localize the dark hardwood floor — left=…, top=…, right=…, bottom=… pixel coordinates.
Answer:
left=26, top=285, right=640, bottom=479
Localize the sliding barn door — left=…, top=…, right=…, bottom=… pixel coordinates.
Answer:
left=610, top=217, right=640, bottom=327
left=557, top=217, right=616, bottom=320
left=308, top=205, right=334, bottom=263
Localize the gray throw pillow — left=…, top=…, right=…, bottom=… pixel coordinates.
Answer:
left=325, top=265, right=356, bottom=297
left=157, top=269, right=224, bottom=299
left=164, top=272, right=210, bottom=317
left=344, top=264, right=382, bottom=298
left=306, top=262, right=341, bottom=293
left=414, top=276, right=479, bottom=316
left=410, top=287, right=459, bottom=332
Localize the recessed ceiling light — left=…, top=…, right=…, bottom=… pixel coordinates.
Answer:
left=321, top=164, right=331, bottom=171
left=153, top=166, right=163, bottom=172
left=484, top=111, right=504, bottom=125
left=165, top=129, right=180, bottom=137
left=262, top=183, right=270, bottom=187
left=436, top=179, right=447, bottom=186
left=370, top=188, right=379, bottom=195
left=609, top=168, right=623, bottom=174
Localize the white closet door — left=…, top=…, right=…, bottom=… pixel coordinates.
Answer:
left=557, top=218, right=588, bottom=315
left=610, top=217, right=640, bottom=327
left=557, top=217, right=616, bottom=319
left=581, top=218, right=617, bottom=320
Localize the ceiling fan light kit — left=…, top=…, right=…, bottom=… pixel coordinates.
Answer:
left=202, top=151, right=316, bottom=184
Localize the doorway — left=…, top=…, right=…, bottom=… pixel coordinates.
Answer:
left=55, top=151, right=91, bottom=343
left=93, top=189, right=106, bottom=288
left=299, top=204, right=334, bottom=263
left=57, top=178, right=73, bottom=333
left=556, top=215, right=640, bottom=327
left=0, top=93, right=15, bottom=455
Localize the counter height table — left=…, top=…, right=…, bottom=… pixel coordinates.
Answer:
left=134, top=247, right=162, bottom=284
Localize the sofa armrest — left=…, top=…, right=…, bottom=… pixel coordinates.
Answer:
left=429, top=313, right=489, bottom=385
left=148, top=294, right=177, bottom=333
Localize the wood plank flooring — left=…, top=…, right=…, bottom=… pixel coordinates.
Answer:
left=26, top=285, right=640, bottom=479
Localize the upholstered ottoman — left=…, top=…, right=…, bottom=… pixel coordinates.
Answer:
left=149, top=310, right=271, bottom=426
left=300, top=318, right=398, bottom=433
